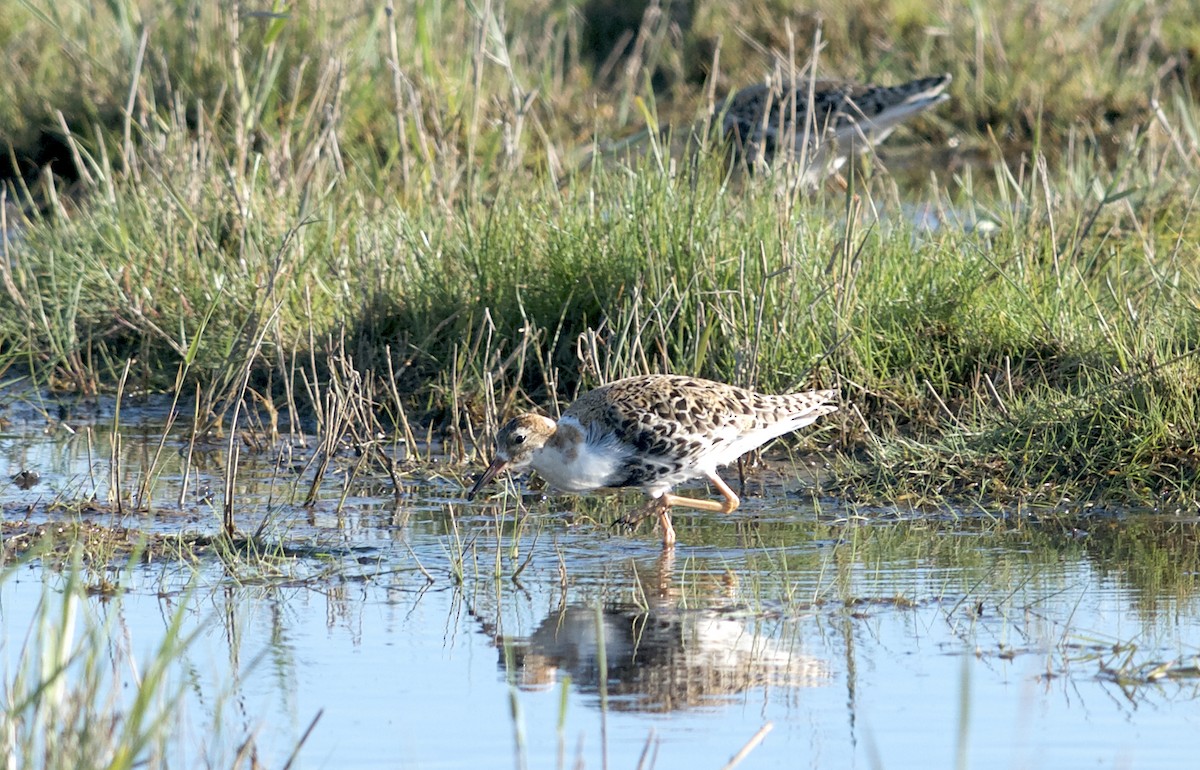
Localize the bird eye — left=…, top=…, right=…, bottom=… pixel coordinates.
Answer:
left=512, top=434, right=526, bottom=444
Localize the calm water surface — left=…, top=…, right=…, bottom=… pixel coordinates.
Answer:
left=1, top=403, right=1198, bottom=768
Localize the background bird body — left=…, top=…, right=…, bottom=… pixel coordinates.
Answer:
left=722, top=73, right=952, bottom=184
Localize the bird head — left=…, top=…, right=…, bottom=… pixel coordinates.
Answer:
left=466, top=413, right=556, bottom=499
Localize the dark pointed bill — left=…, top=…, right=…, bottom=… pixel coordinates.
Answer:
left=466, top=456, right=507, bottom=500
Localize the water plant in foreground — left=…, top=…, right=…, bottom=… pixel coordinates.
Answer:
left=0, top=551, right=196, bottom=769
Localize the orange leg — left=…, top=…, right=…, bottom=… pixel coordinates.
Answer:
left=654, top=497, right=676, bottom=548
left=660, top=471, right=741, bottom=514
left=825, top=171, right=861, bottom=207
left=649, top=472, right=742, bottom=548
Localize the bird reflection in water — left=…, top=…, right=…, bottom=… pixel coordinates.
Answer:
left=496, top=553, right=829, bottom=712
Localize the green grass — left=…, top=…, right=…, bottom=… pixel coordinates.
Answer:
left=1, top=0, right=1199, bottom=509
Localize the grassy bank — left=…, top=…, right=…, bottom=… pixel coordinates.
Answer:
left=1, top=0, right=1199, bottom=508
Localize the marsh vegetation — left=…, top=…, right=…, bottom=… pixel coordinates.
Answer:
left=2, top=0, right=1199, bottom=507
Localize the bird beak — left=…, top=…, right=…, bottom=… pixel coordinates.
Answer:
left=466, top=456, right=507, bottom=500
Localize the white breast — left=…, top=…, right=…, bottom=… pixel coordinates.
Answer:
left=530, top=415, right=628, bottom=493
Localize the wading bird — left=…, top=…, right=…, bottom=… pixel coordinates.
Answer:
left=467, top=374, right=839, bottom=547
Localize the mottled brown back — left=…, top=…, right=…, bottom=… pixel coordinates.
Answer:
left=564, top=375, right=837, bottom=491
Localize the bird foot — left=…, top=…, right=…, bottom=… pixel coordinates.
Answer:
left=611, top=508, right=653, bottom=532
left=611, top=498, right=667, bottom=533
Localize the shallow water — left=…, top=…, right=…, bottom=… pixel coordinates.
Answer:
left=2, top=402, right=1199, bottom=768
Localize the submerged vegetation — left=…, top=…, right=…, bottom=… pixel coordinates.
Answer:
left=0, top=0, right=1198, bottom=510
